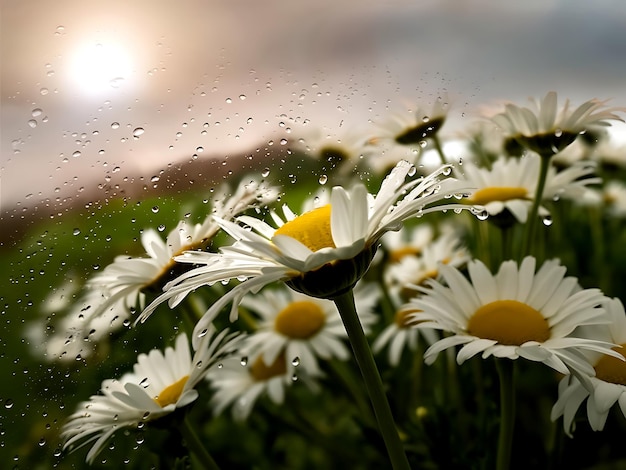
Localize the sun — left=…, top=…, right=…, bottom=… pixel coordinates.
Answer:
left=67, top=41, right=134, bottom=96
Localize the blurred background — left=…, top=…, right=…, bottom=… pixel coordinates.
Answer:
left=3, top=0, right=626, bottom=467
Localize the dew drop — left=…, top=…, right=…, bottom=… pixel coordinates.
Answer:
left=40, top=87, right=49, bottom=95
left=4, top=400, right=13, bottom=409
left=151, top=206, right=159, bottom=213
left=442, top=166, right=452, bottom=176
left=27, top=119, right=37, bottom=128
left=111, top=122, right=120, bottom=129
left=240, top=356, right=248, bottom=366
left=291, top=357, right=300, bottom=367
left=542, top=215, right=553, bottom=226
left=157, top=224, right=166, bottom=232
left=261, top=168, right=270, bottom=177
left=72, top=151, right=81, bottom=158
left=72, top=228, right=81, bottom=236
left=139, top=377, right=150, bottom=388
left=318, top=175, right=328, bottom=185
left=418, top=140, right=427, bottom=148
left=239, top=94, right=247, bottom=100
left=133, top=127, right=145, bottom=138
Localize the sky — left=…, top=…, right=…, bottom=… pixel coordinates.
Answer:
left=3, top=0, right=626, bottom=215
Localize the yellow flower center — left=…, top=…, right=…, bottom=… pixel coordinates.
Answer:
left=274, top=205, right=336, bottom=252
left=249, top=352, right=287, bottom=382
left=154, top=375, right=189, bottom=407
left=467, top=300, right=550, bottom=346
left=394, top=309, right=421, bottom=329
left=469, top=187, right=528, bottom=206
left=595, top=344, right=626, bottom=385
left=274, top=300, right=326, bottom=339
left=388, top=246, right=422, bottom=263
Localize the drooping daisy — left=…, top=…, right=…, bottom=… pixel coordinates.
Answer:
left=292, top=124, right=369, bottom=175
left=551, top=297, right=626, bottom=435
left=61, top=329, right=244, bottom=464
left=138, top=160, right=472, bottom=348
left=48, top=180, right=276, bottom=359
left=240, top=283, right=379, bottom=376
left=489, top=91, right=624, bottom=156
left=206, top=350, right=304, bottom=422
left=406, top=257, right=620, bottom=376
left=459, top=154, right=600, bottom=223
left=372, top=95, right=450, bottom=147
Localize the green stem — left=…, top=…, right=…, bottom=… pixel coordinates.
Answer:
left=333, top=290, right=411, bottom=470
left=180, top=416, right=221, bottom=470
left=519, top=154, right=551, bottom=260
left=495, top=359, right=516, bottom=470
left=431, top=135, right=447, bottom=165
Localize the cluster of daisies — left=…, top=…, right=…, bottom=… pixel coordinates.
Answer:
left=49, top=92, right=626, bottom=467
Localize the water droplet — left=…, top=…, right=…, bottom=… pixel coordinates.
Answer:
left=151, top=206, right=159, bottom=213
left=27, top=119, right=37, bottom=129
left=133, top=128, right=145, bottom=138
left=139, top=377, right=150, bottom=388
left=198, top=329, right=208, bottom=338
left=72, top=151, right=81, bottom=158
left=72, top=228, right=81, bottom=236
left=475, top=209, right=489, bottom=221
left=4, top=400, right=13, bottom=409
left=261, top=168, right=270, bottom=177
left=240, top=356, right=248, bottom=366
left=291, top=357, right=300, bottom=367
left=418, top=140, right=427, bottom=148
left=239, top=94, right=246, bottom=100
left=291, top=374, right=298, bottom=382
left=196, top=146, right=204, bottom=153
left=318, top=175, right=328, bottom=185
left=40, top=87, right=49, bottom=95
left=32, top=108, right=43, bottom=117
left=157, top=224, right=166, bottom=232
left=280, top=138, right=288, bottom=145
left=225, top=98, right=232, bottom=104
left=111, top=122, right=120, bottom=129
left=555, top=128, right=563, bottom=137
left=542, top=215, right=553, bottom=226
left=151, top=175, right=160, bottom=183
left=442, top=166, right=452, bottom=176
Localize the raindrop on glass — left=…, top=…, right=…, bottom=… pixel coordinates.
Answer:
left=133, top=127, right=145, bottom=138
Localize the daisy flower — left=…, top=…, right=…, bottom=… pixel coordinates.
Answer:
left=207, top=350, right=305, bottom=422
left=603, top=180, right=626, bottom=217
left=240, top=284, right=379, bottom=376
left=292, top=124, right=369, bottom=175
left=49, top=180, right=276, bottom=357
left=489, top=91, right=624, bottom=156
left=372, top=94, right=450, bottom=147
left=406, top=256, right=620, bottom=376
left=459, top=154, right=600, bottom=223
left=551, top=297, right=626, bottom=435
left=137, top=160, right=471, bottom=348
left=373, top=291, right=439, bottom=367
left=380, top=222, right=436, bottom=264
left=384, top=231, right=470, bottom=299
left=61, top=329, right=244, bottom=464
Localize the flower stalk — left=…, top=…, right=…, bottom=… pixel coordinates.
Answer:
left=495, top=359, right=516, bottom=470
left=333, top=289, right=411, bottom=470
